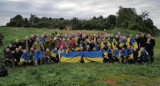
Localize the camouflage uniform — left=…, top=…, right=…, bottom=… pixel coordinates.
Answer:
left=3, top=51, right=13, bottom=67
left=55, top=39, right=60, bottom=49
left=44, top=52, right=52, bottom=63
left=45, top=38, right=52, bottom=50
left=29, top=51, right=35, bottom=65
left=32, top=42, right=44, bottom=51
left=0, top=33, right=4, bottom=46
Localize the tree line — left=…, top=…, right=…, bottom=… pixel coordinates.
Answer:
left=6, top=6, right=159, bottom=35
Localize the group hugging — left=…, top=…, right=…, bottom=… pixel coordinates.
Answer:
left=3, top=30, right=155, bottom=67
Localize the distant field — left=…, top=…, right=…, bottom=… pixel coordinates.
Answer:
left=0, top=27, right=160, bottom=86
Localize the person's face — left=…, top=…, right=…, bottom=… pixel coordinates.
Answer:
left=6, top=48, right=10, bottom=52
left=19, top=46, right=22, bottom=50
left=108, top=46, right=111, bottom=50
left=16, top=48, right=19, bottom=52
left=115, top=48, right=118, bottom=51
left=23, top=50, right=27, bottom=54
left=16, top=40, right=19, bottom=43
left=141, top=34, right=144, bottom=37
left=122, top=48, right=125, bottom=51
left=37, top=48, right=40, bottom=52
left=141, top=48, right=144, bottom=52
left=30, top=48, right=34, bottom=51
left=46, top=49, right=50, bottom=52
left=127, top=47, right=130, bottom=50
left=55, top=48, right=57, bottom=51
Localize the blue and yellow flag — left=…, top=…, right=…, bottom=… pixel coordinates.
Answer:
left=60, top=51, right=82, bottom=63
left=34, top=51, right=44, bottom=61
left=83, top=51, right=103, bottom=63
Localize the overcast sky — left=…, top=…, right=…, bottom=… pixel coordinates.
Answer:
left=0, top=0, right=159, bottom=29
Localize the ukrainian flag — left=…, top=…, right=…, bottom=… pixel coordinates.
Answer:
left=60, top=51, right=82, bottom=63
left=19, top=53, right=30, bottom=63
left=83, top=51, right=103, bottom=63
left=127, top=38, right=138, bottom=49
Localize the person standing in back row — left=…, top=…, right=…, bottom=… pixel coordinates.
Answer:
left=146, top=34, right=155, bottom=63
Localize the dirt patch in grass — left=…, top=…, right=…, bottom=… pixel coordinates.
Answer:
left=105, top=78, right=117, bottom=85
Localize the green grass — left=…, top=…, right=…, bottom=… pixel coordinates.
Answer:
left=0, top=27, right=160, bottom=86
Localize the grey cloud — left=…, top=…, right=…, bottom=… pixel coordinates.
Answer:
left=0, top=0, right=159, bottom=29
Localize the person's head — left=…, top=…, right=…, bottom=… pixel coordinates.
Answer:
left=135, top=35, right=139, bottom=39
left=141, top=33, right=145, bottom=38
left=44, top=32, right=46, bottom=36
left=46, top=48, right=50, bottom=53
left=19, top=46, right=22, bottom=50
left=25, top=36, right=29, bottom=40
left=31, top=34, right=34, bottom=38
left=36, top=48, right=40, bottom=52
left=122, top=47, right=125, bottom=51
left=75, top=42, right=78, bottom=46
left=118, top=32, right=121, bottom=35
left=103, top=39, right=106, bottom=43
left=82, top=34, right=86, bottom=39
left=140, top=47, right=144, bottom=52
left=93, top=47, right=96, bottom=51
left=108, top=46, right=111, bottom=50
left=115, top=47, right=118, bottom=51
left=30, top=48, right=34, bottom=51
left=54, top=47, right=57, bottom=51
left=6, top=48, right=10, bottom=52
left=57, top=34, right=60, bottom=37
left=115, top=35, right=119, bottom=38
left=91, top=40, right=94, bottom=43
left=87, top=45, right=90, bottom=49
left=15, top=48, right=19, bottom=52
left=148, top=34, right=151, bottom=38
left=48, top=34, right=51, bottom=38
left=15, top=39, right=19, bottom=43
left=127, top=46, right=130, bottom=50
left=9, top=44, right=12, bottom=48
left=123, top=36, right=126, bottom=40
left=111, top=34, right=114, bottom=37
left=71, top=47, right=75, bottom=51
left=100, top=47, right=104, bottom=50
left=96, top=43, right=100, bottom=47
left=133, top=47, right=137, bottom=51
left=60, top=46, right=63, bottom=50
left=36, top=38, right=40, bottom=42
left=129, top=34, right=133, bottom=39
left=113, top=39, right=116, bottom=42
left=41, top=34, right=44, bottom=38
left=80, top=47, right=83, bottom=51
left=23, top=50, right=27, bottom=54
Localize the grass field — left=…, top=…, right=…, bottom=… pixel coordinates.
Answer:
left=0, top=27, right=160, bottom=86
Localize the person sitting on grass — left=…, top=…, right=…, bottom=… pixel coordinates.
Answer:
left=113, top=47, right=120, bottom=62
left=29, top=48, right=35, bottom=65
left=103, top=46, right=113, bottom=63
left=34, top=48, right=44, bottom=66
left=138, top=47, right=149, bottom=65
left=3, top=48, right=13, bottom=67
left=44, top=48, right=53, bottom=64
left=13, top=48, right=22, bottom=67
left=119, top=47, right=128, bottom=63
left=127, top=46, right=134, bottom=63
left=19, top=50, right=31, bottom=66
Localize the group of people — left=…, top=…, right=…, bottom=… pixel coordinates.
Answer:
left=3, top=31, right=155, bottom=67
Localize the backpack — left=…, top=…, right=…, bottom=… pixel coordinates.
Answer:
left=0, top=65, right=8, bottom=77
